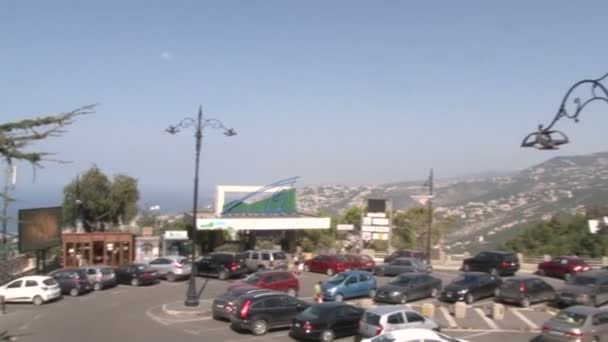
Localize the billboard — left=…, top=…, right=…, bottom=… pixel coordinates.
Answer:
left=18, top=207, right=62, bottom=253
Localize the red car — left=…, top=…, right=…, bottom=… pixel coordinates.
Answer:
left=345, top=254, right=376, bottom=272
left=303, top=254, right=351, bottom=276
left=229, top=270, right=299, bottom=297
left=537, top=256, right=590, bottom=280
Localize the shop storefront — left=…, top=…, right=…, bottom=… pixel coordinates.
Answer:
left=163, top=230, right=188, bottom=256
left=62, top=232, right=134, bottom=267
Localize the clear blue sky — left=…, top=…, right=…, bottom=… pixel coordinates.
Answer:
left=2, top=1, right=608, bottom=216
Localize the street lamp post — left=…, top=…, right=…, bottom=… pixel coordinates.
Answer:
left=522, top=72, right=608, bottom=150
left=166, top=106, right=236, bottom=307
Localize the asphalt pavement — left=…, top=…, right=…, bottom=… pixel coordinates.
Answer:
left=0, top=269, right=576, bottom=342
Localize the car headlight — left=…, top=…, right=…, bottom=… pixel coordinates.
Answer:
left=457, top=289, right=469, bottom=294
left=390, top=291, right=401, bottom=297
left=327, top=287, right=337, bottom=294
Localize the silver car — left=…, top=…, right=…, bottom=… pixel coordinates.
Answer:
left=357, top=305, right=440, bottom=340
left=244, top=250, right=289, bottom=272
left=147, top=256, right=192, bottom=282
left=542, top=305, right=608, bottom=342
left=81, top=266, right=117, bottom=291
left=374, top=258, right=429, bottom=277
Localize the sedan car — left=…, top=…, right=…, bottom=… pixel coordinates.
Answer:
left=374, top=258, right=428, bottom=277
left=48, top=268, right=92, bottom=297
left=538, top=256, right=590, bottom=281
left=361, top=328, right=468, bottom=342
left=375, top=273, right=442, bottom=304
left=0, top=276, right=62, bottom=305
left=440, top=272, right=501, bottom=304
left=495, top=277, right=555, bottom=307
left=147, top=256, right=191, bottom=282
left=212, top=286, right=271, bottom=321
left=322, top=271, right=377, bottom=302
left=115, top=263, right=159, bottom=286
left=230, top=271, right=299, bottom=297
left=345, top=255, right=376, bottom=272
left=289, top=302, right=364, bottom=342
left=541, top=306, right=608, bottom=342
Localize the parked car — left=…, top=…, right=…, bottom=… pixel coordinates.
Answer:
left=495, top=276, right=556, bottom=307
left=230, top=291, right=309, bottom=335
left=461, top=251, right=519, bottom=276
left=375, top=272, right=442, bottom=304
left=244, top=250, right=289, bottom=272
left=212, top=286, right=271, bottom=321
left=197, top=252, right=248, bottom=280
left=554, top=271, right=608, bottom=307
left=356, top=305, right=440, bottom=341
left=304, top=254, right=352, bottom=276
left=384, top=250, right=427, bottom=264
left=360, top=328, right=468, bottom=342
left=147, top=256, right=191, bottom=282
left=0, top=276, right=61, bottom=305
left=373, top=258, right=428, bottom=277
left=289, top=302, right=364, bottom=342
left=541, top=305, right=608, bottom=342
left=440, top=272, right=501, bottom=304
left=231, top=270, right=299, bottom=297
left=345, top=254, right=376, bottom=272
left=115, top=263, right=159, bottom=286
left=538, top=256, right=590, bottom=281
left=48, top=269, right=93, bottom=297
left=81, top=265, right=117, bottom=290
left=322, top=270, right=377, bottom=302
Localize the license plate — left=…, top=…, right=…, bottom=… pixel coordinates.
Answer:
left=293, top=322, right=300, bottom=327
left=216, top=304, right=224, bottom=308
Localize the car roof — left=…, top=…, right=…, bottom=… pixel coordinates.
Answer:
left=481, top=251, right=514, bottom=255
left=393, top=272, right=430, bottom=278
left=366, top=304, right=412, bottom=315
left=383, top=328, right=441, bottom=339
left=575, top=270, right=608, bottom=278
left=247, top=249, right=283, bottom=253
left=242, top=290, right=288, bottom=300
left=393, top=257, right=418, bottom=262
left=160, top=255, right=188, bottom=260
left=562, top=305, right=605, bottom=315
left=310, top=302, right=351, bottom=310
left=256, top=270, right=291, bottom=275
left=505, top=276, right=542, bottom=282
left=339, top=270, right=372, bottom=276
left=13, top=275, right=52, bottom=281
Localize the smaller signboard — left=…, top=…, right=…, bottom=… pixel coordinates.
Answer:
left=372, top=217, right=389, bottom=226
left=362, top=225, right=389, bottom=233
left=337, top=224, right=354, bottom=231
left=164, top=231, right=189, bottom=240
left=362, top=217, right=373, bottom=225
left=362, top=232, right=372, bottom=241
left=372, top=233, right=389, bottom=240
left=366, top=212, right=386, bottom=218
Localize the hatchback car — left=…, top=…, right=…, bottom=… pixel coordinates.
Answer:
left=461, top=251, right=519, bottom=276
left=538, top=256, right=590, bottom=281
left=360, top=328, right=468, bottom=342
left=440, top=272, right=501, bottom=304
left=0, top=276, right=62, bottom=305
left=495, top=276, right=556, bottom=307
left=147, top=256, right=191, bottom=282
left=322, top=271, right=377, bottom=302
left=48, top=269, right=92, bottom=297
left=554, top=271, right=608, bottom=307
left=290, top=302, right=364, bottom=342
left=81, top=265, right=117, bottom=290
left=197, top=252, right=248, bottom=280
left=244, top=250, right=289, bottom=272
left=542, top=306, right=608, bottom=342
left=374, top=257, right=429, bottom=277
left=212, top=286, right=271, bottom=321
left=304, top=254, right=351, bottom=276
left=230, top=291, right=309, bottom=335
left=375, top=273, right=442, bottom=304
left=231, top=270, right=299, bottom=297
left=115, top=263, right=159, bottom=286
left=345, top=255, right=376, bottom=272
left=356, top=305, right=440, bottom=341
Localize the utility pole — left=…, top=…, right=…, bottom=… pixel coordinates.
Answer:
left=1, top=163, right=16, bottom=261
left=426, top=168, right=434, bottom=263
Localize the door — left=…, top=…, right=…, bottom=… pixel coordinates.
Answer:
left=344, top=275, right=360, bottom=298
left=385, top=312, right=408, bottom=332
left=597, top=279, right=608, bottom=305
left=592, top=312, right=608, bottom=340
left=477, top=275, right=495, bottom=298
left=470, top=252, right=489, bottom=272
left=197, top=256, right=212, bottom=275
left=149, top=258, right=169, bottom=276
left=281, top=296, right=306, bottom=327
left=24, top=279, right=40, bottom=301
left=332, top=306, right=351, bottom=337
left=2, top=280, right=24, bottom=301
left=411, top=276, right=428, bottom=300
left=404, top=311, right=428, bottom=329
left=359, top=273, right=373, bottom=296
left=248, top=251, right=259, bottom=271
left=311, top=256, right=325, bottom=273
left=262, top=274, right=278, bottom=291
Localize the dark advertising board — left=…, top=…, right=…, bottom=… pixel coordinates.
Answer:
left=18, top=206, right=62, bottom=253
left=367, top=199, right=386, bottom=213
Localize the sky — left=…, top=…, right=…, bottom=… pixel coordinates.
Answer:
left=2, top=1, right=608, bottom=222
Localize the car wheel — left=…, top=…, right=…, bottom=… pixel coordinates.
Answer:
left=287, top=288, right=297, bottom=297
left=320, top=330, right=335, bottom=342
left=591, top=337, right=599, bottom=342
left=304, top=265, right=310, bottom=272
left=334, top=293, right=344, bottom=302
left=431, top=288, right=439, bottom=298
left=218, top=270, right=229, bottom=281
left=400, top=294, right=408, bottom=304
left=537, top=269, right=546, bottom=276
left=131, top=278, right=140, bottom=287
left=93, top=282, right=102, bottom=291
left=69, top=288, right=79, bottom=297
left=564, top=273, right=572, bottom=281
left=368, top=289, right=377, bottom=298
left=326, top=268, right=334, bottom=276
left=463, top=264, right=471, bottom=272
left=464, top=293, right=474, bottom=304
left=166, top=272, right=176, bottom=282
left=489, top=268, right=498, bottom=276
left=251, top=319, right=268, bottom=336
left=520, top=296, right=531, bottom=308
left=33, top=295, right=44, bottom=306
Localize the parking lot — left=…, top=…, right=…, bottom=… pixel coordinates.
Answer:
left=0, top=269, right=575, bottom=342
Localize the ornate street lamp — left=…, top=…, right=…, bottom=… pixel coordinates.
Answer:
left=166, top=106, right=236, bottom=307
left=522, top=73, right=608, bottom=150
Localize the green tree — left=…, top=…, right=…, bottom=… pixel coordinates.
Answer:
left=390, top=207, right=454, bottom=251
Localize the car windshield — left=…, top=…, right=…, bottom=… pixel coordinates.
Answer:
left=243, top=273, right=262, bottom=284
left=327, top=273, right=348, bottom=285
left=335, top=255, right=347, bottom=262
left=101, top=268, right=114, bottom=275
left=42, top=278, right=57, bottom=286
left=452, top=274, right=480, bottom=285
left=389, top=275, right=412, bottom=285
left=371, top=336, right=395, bottom=342
left=554, top=311, right=587, bottom=327
left=569, top=276, right=597, bottom=286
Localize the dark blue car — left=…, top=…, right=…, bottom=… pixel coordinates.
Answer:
left=322, top=270, right=377, bottom=302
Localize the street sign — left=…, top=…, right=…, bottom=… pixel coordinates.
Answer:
left=372, top=217, right=389, bottom=226
left=337, top=224, right=354, bottom=231
left=372, top=233, right=389, bottom=240
left=366, top=213, right=386, bottom=218
left=362, top=232, right=372, bottom=241
left=363, top=217, right=373, bottom=225
left=362, top=225, right=390, bottom=233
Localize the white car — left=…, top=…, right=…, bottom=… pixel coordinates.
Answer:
left=361, top=328, right=469, bottom=342
left=0, top=276, right=62, bottom=305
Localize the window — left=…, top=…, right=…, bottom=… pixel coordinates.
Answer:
left=346, top=276, right=358, bottom=285
left=43, top=278, right=57, bottom=286
left=264, top=296, right=284, bottom=308
left=405, top=312, right=426, bottom=323
left=6, top=280, right=22, bottom=289
left=87, top=269, right=97, bottom=275
left=315, top=256, right=326, bottom=262
left=283, top=296, right=301, bottom=307
left=364, top=312, right=381, bottom=325
left=359, top=273, right=371, bottom=282
left=335, top=307, right=347, bottom=318
left=274, top=274, right=289, bottom=281
left=346, top=307, right=362, bottom=317
left=272, top=252, right=286, bottom=260
left=262, top=253, right=270, bottom=261
left=475, top=252, right=488, bottom=260
left=252, top=253, right=259, bottom=260
left=149, top=258, right=162, bottom=265
left=25, top=280, right=37, bottom=287
left=593, top=313, right=608, bottom=325
left=387, top=312, right=405, bottom=324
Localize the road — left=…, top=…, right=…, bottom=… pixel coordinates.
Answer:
left=0, top=270, right=570, bottom=342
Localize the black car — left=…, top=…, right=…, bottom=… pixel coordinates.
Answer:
left=197, top=252, right=248, bottom=280
left=289, top=303, right=364, bottom=342
left=375, top=273, right=442, bottom=304
left=495, top=277, right=556, bottom=307
left=230, top=291, right=308, bottom=335
left=461, top=251, right=519, bottom=276
left=440, top=272, right=501, bottom=304
left=384, top=250, right=427, bottom=264
left=115, top=263, right=159, bottom=286
left=213, top=286, right=271, bottom=321
left=48, top=268, right=92, bottom=297
left=554, top=271, right=608, bottom=307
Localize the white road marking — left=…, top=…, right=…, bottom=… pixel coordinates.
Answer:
left=474, top=308, right=499, bottom=330
left=225, top=332, right=289, bottom=342
left=460, top=331, right=494, bottom=339
left=183, top=329, right=200, bottom=335
left=510, top=308, right=539, bottom=330
left=439, top=306, right=458, bottom=328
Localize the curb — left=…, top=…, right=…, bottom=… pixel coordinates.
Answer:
left=161, top=302, right=211, bottom=317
